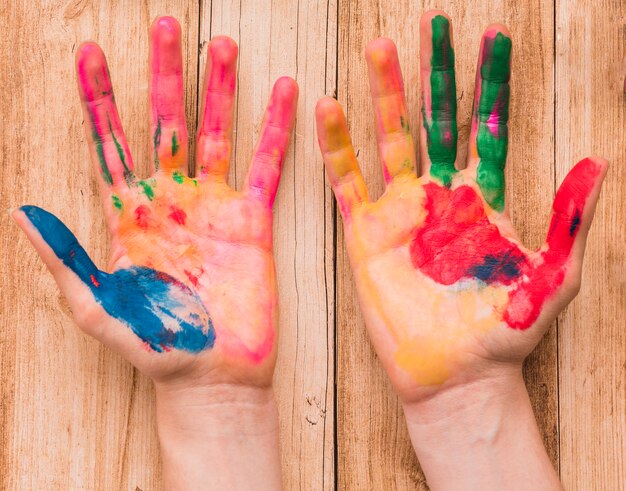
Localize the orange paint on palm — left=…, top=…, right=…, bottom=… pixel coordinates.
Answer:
left=73, top=22, right=298, bottom=367
left=110, top=179, right=277, bottom=362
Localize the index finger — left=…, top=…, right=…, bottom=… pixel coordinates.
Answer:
left=315, top=97, right=368, bottom=218
left=244, top=77, right=298, bottom=207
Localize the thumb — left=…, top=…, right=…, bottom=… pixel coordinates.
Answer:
left=12, top=206, right=216, bottom=356
left=544, top=156, right=608, bottom=290
left=503, top=157, right=607, bottom=330
left=11, top=206, right=110, bottom=335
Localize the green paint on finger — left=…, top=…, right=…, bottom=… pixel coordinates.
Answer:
left=153, top=118, right=162, bottom=170
left=475, top=32, right=512, bottom=212
left=400, top=116, right=411, bottom=134
left=107, top=115, right=134, bottom=185
left=93, top=128, right=113, bottom=185
left=423, top=15, right=458, bottom=187
left=87, top=108, right=112, bottom=185
left=107, top=116, right=130, bottom=173
left=172, top=170, right=185, bottom=184
left=172, top=132, right=179, bottom=156
left=139, top=180, right=155, bottom=201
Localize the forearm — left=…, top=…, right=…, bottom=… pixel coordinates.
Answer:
left=403, top=369, right=562, bottom=491
left=155, top=383, right=282, bottom=491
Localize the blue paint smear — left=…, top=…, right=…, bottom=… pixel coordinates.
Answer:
left=569, top=209, right=581, bottom=237
left=468, top=251, right=521, bottom=283
left=21, top=205, right=215, bottom=353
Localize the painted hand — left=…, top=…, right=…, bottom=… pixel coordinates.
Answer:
left=13, top=17, right=298, bottom=387
left=315, top=11, right=607, bottom=401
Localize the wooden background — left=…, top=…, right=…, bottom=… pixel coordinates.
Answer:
left=0, top=0, right=623, bottom=489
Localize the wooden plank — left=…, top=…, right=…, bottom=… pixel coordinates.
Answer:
left=203, top=1, right=336, bottom=488
left=336, top=1, right=556, bottom=487
left=0, top=1, right=198, bottom=489
left=556, top=0, right=626, bottom=488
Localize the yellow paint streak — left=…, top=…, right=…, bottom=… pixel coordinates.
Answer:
left=394, top=338, right=450, bottom=385
left=391, top=283, right=509, bottom=384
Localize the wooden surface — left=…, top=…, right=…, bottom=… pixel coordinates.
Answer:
left=0, top=0, right=623, bottom=489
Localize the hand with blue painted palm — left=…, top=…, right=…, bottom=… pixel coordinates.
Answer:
left=13, top=16, right=297, bottom=491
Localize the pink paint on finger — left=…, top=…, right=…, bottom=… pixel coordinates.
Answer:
left=196, top=36, right=238, bottom=176
left=245, top=76, right=299, bottom=206
left=149, top=16, right=188, bottom=170
left=76, top=42, right=134, bottom=185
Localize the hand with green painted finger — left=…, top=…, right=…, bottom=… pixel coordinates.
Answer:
left=316, top=9, right=606, bottom=490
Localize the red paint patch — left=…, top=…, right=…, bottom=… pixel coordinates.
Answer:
left=155, top=271, right=173, bottom=283
left=410, top=157, right=602, bottom=330
left=411, top=183, right=527, bottom=286
left=90, top=274, right=100, bottom=287
left=168, top=206, right=187, bottom=225
left=504, top=158, right=602, bottom=328
left=134, top=205, right=151, bottom=230
left=184, top=269, right=199, bottom=287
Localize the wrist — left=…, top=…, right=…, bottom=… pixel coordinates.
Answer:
left=155, top=382, right=278, bottom=436
left=155, top=383, right=282, bottom=491
left=402, top=366, right=525, bottom=428
left=402, top=369, right=561, bottom=490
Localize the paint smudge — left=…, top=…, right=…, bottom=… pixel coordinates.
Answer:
left=184, top=268, right=203, bottom=288
left=168, top=206, right=187, bottom=225
left=21, top=205, right=215, bottom=353
left=423, top=15, right=458, bottom=186
left=411, top=157, right=601, bottom=330
left=172, top=131, right=179, bottom=156
left=153, top=117, right=162, bottom=170
left=134, top=205, right=151, bottom=229
left=90, top=114, right=113, bottom=185
left=172, top=170, right=185, bottom=184
left=411, top=183, right=527, bottom=287
left=112, top=195, right=123, bottom=210
left=107, top=114, right=132, bottom=180
left=139, top=180, right=155, bottom=200
left=474, top=32, right=512, bottom=212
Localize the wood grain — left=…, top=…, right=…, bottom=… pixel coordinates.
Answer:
left=336, top=0, right=557, bottom=488
left=556, top=1, right=626, bottom=489
left=0, top=1, right=624, bottom=489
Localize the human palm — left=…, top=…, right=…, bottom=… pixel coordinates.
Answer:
left=14, top=17, right=298, bottom=386
left=316, top=11, right=606, bottom=401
